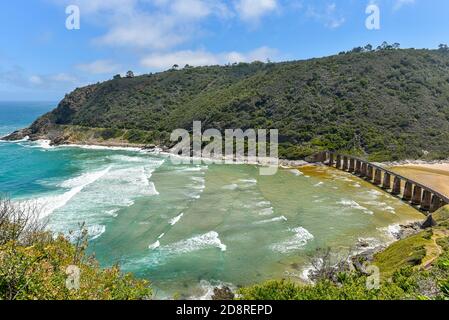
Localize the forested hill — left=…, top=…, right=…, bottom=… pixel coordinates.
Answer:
left=9, top=46, right=449, bottom=161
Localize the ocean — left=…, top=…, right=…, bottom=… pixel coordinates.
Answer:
left=0, top=101, right=423, bottom=299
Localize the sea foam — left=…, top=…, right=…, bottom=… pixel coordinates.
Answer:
left=165, top=231, right=227, bottom=254
left=34, top=166, right=112, bottom=219
left=169, top=213, right=184, bottom=226
left=338, top=199, right=374, bottom=215
left=271, top=227, right=314, bottom=253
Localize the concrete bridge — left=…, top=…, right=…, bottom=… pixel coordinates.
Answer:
left=312, top=151, right=449, bottom=214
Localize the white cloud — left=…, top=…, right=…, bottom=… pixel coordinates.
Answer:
left=49, top=73, right=78, bottom=83
left=58, top=0, right=232, bottom=51
left=0, top=66, right=78, bottom=90
left=76, top=60, right=121, bottom=75
left=95, top=14, right=186, bottom=50
left=29, top=75, right=43, bottom=85
left=307, top=3, right=345, bottom=29
left=141, top=50, right=219, bottom=69
left=140, top=47, right=279, bottom=70
left=170, top=0, right=214, bottom=19
left=393, top=0, right=415, bottom=11
left=235, top=0, right=278, bottom=22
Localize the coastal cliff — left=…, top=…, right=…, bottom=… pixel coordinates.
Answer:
left=5, top=48, right=449, bottom=161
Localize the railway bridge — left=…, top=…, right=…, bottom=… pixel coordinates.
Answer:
left=312, top=151, right=449, bottom=214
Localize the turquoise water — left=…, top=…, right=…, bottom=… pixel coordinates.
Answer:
left=0, top=102, right=423, bottom=299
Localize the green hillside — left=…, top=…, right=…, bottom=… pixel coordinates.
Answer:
left=10, top=46, right=449, bottom=161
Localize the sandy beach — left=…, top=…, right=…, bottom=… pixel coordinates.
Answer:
left=388, top=163, right=449, bottom=198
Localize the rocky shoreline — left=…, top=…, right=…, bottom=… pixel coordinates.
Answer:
left=354, top=218, right=431, bottom=263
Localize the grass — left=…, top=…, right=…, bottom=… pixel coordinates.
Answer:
left=373, top=230, right=432, bottom=279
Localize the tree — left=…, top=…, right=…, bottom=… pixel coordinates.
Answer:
left=364, top=44, right=373, bottom=52
left=113, top=74, right=121, bottom=80
left=392, top=43, right=401, bottom=50
left=126, top=71, right=134, bottom=78
left=351, top=47, right=364, bottom=53
left=377, top=41, right=392, bottom=51
left=438, top=44, right=449, bottom=52
left=172, top=64, right=179, bottom=70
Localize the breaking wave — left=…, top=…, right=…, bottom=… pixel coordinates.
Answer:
left=338, top=199, right=374, bottom=215
left=271, top=227, right=314, bottom=253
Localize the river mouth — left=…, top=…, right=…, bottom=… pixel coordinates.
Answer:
left=0, top=141, right=423, bottom=299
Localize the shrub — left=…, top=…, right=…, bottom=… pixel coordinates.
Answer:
left=0, top=197, right=152, bottom=300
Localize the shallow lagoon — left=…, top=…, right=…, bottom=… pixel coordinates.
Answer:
left=0, top=139, right=423, bottom=298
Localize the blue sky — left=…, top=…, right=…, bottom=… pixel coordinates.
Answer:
left=0, top=0, right=448, bottom=101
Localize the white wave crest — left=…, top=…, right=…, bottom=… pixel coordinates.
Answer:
left=255, top=216, right=288, bottom=225
left=222, top=184, right=238, bottom=191
left=259, top=207, right=274, bottom=216
left=149, top=241, right=161, bottom=250
left=169, top=213, right=184, bottom=226
left=271, top=227, right=314, bottom=253
left=34, top=167, right=111, bottom=218
left=338, top=199, right=374, bottom=215
left=165, top=231, right=227, bottom=254
left=380, top=224, right=401, bottom=240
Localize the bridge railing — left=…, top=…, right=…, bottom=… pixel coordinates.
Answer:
left=312, top=151, right=449, bottom=213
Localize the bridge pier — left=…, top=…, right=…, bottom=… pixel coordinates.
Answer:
left=392, top=176, right=401, bottom=195
left=403, top=182, right=413, bottom=201
left=382, top=172, right=391, bottom=190
left=336, top=155, right=342, bottom=169
left=374, top=169, right=382, bottom=185
left=412, top=186, right=423, bottom=205
left=430, top=195, right=443, bottom=213
left=355, top=161, right=361, bottom=175
left=366, top=165, right=374, bottom=181
left=349, top=159, right=355, bottom=173
left=360, top=162, right=367, bottom=177
left=342, top=157, right=348, bottom=171
left=329, top=153, right=335, bottom=167
left=421, top=190, right=432, bottom=211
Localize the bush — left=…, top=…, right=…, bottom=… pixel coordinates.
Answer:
left=0, top=197, right=152, bottom=300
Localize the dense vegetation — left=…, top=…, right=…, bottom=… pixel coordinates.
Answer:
left=238, top=206, right=449, bottom=300
left=0, top=197, right=152, bottom=300
left=15, top=44, right=449, bottom=161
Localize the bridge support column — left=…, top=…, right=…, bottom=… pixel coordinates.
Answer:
left=360, top=163, right=367, bottom=177
left=421, top=190, right=432, bottom=211
left=403, top=182, right=413, bottom=201
left=392, top=177, right=401, bottom=195
left=374, top=169, right=382, bottom=185
left=349, top=158, right=355, bottom=173
left=329, top=153, right=335, bottom=166
left=336, top=155, right=342, bottom=169
left=430, top=195, right=443, bottom=213
left=321, top=152, right=328, bottom=163
left=412, top=186, right=423, bottom=205
left=355, top=161, right=361, bottom=175
left=366, top=166, right=374, bottom=181
left=342, top=157, right=348, bottom=171
left=382, top=173, right=391, bottom=190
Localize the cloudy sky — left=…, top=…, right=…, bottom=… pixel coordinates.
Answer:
left=0, top=0, right=448, bottom=100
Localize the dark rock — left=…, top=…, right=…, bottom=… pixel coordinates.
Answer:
left=2, top=128, right=31, bottom=141
left=211, top=287, right=235, bottom=300
left=421, top=214, right=437, bottom=229
left=143, top=144, right=157, bottom=150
